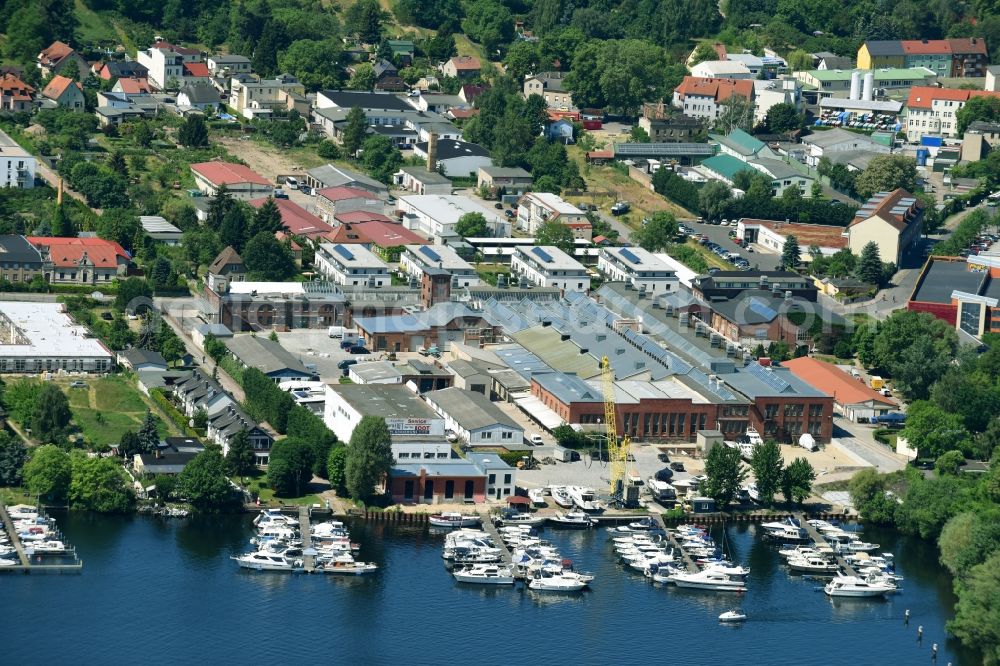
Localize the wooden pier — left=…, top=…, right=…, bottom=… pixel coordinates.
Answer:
left=656, top=516, right=699, bottom=573
left=0, top=503, right=83, bottom=574
left=796, top=512, right=857, bottom=577
left=480, top=514, right=513, bottom=565
left=299, top=506, right=315, bottom=573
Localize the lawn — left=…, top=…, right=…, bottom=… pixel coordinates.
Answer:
left=453, top=33, right=487, bottom=61
left=475, top=262, right=511, bottom=286
left=235, top=473, right=324, bottom=507
left=566, top=150, right=695, bottom=221
left=74, top=0, right=117, bottom=44
left=56, top=375, right=175, bottom=447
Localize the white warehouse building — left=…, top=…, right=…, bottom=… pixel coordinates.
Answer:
left=323, top=383, right=445, bottom=443
left=423, top=387, right=524, bottom=447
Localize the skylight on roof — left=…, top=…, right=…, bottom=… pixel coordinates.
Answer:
left=333, top=245, right=355, bottom=261
left=619, top=248, right=641, bottom=265
left=419, top=246, right=441, bottom=262
left=532, top=247, right=553, bottom=263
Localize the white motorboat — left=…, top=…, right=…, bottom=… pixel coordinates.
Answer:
left=253, top=509, right=299, bottom=528
left=761, top=520, right=809, bottom=542
left=453, top=564, right=515, bottom=585
left=567, top=486, right=604, bottom=513
left=669, top=569, right=747, bottom=592
left=548, top=512, right=595, bottom=529
left=704, top=562, right=750, bottom=576
left=232, top=550, right=301, bottom=572
left=838, top=540, right=880, bottom=553
left=6, top=505, right=39, bottom=520
left=778, top=545, right=832, bottom=560
left=317, top=559, right=378, bottom=575
left=719, top=610, right=747, bottom=622
left=787, top=556, right=840, bottom=574
left=498, top=512, right=546, bottom=527
left=28, top=540, right=67, bottom=553
left=824, top=575, right=896, bottom=598
left=745, top=425, right=764, bottom=446
left=744, top=483, right=760, bottom=503
left=429, top=512, right=482, bottom=529
left=528, top=488, right=547, bottom=507
left=528, top=570, right=589, bottom=591
left=550, top=486, right=574, bottom=509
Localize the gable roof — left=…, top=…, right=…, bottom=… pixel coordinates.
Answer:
left=781, top=357, right=896, bottom=408
left=208, top=246, right=243, bottom=275
left=948, top=38, right=988, bottom=56
left=116, top=77, right=153, bottom=94
left=413, top=139, right=490, bottom=160
left=901, top=39, right=952, bottom=55
left=317, top=186, right=379, bottom=202
left=850, top=188, right=923, bottom=231
left=120, top=348, right=168, bottom=368
left=447, top=56, right=481, bottom=71
left=248, top=197, right=333, bottom=238
left=101, top=61, right=149, bottom=78
left=864, top=40, right=905, bottom=57
left=39, top=41, right=77, bottom=67
left=325, top=219, right=427, bottom=246
left=713, top=128, right=765, bottom=156
left=425, top=386, right=522, bottom=431
left=191, top=162, right=270, bottom=187
left=0, top=73, right=34, bottom=99
left=906, top=85, right=1000, bottom=110
left=701, top=154, right=754, bottom=181
left=41, top=75, right=81, bottom=100
left=225, top=336, right=312, bottom=377
left=179, top=81, right=220, bottom=104
left=28, top=236, right=130, bottom=268
left=674, top=76, right=754, bottom=103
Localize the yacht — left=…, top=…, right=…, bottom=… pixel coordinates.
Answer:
left=838, top=540, right=880, bottom=553
left=528, top=570, right=590, bottom=592
left=668, top=569, right=748, bottom=592
left=744, top=483, right=760, bottom=503
left=761, top=520, right=809, bottom=542
left=28, top=540, right=67, bottom=553
left=719, top=610, right=747, bottom=622
left=824, top=575, right=896, bottom=598
left=550, top=486, right=574, bottom=509
left=317, top=554, right=378, bottom=575
left=429, top=513, right=482, bottom=529
left=497, top=512, right=546, bottom=527
left=453, top=564, right=515, bottom=585
left=787, top=556, right=840, bottom=574
left=528, top=488, right=547, bottom=507
left=548, top=512, right=595, bottom=529
left=232, top=550, right=301, bottom=572
left=253, top=509, right=299, bottom=529
left=703, top=562, right=750, bottom=576
left=567, top=486, right=604, bottom=513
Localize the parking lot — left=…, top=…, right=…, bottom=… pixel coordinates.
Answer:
left=274, top=328, right=398, bottom=380
left=681, top=219, right=783, bottom=271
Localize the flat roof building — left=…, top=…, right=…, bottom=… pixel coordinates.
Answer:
left=314, top=242, right=390, bottom=287
left=597, top=246, right=679, bottom=295
left=510, top=245, right=589, bottom=292
left=323, top=383, right=445, bottom=443
left=399, top=244, right=480, bottom=288
left=0, top=301, right=113, bottom=373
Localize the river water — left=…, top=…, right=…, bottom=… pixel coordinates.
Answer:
left=4, top=513, right=976, bottom=665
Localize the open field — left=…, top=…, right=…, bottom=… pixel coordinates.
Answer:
left=59, top=375, right=175, bottom=446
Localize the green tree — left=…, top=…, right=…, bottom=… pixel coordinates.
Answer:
left=242, top=232, right=297, bottom=281
left=749, top=440, right=783, bottom=505
left=107, top=150, right=127, bottom=176
left=50, top=203, right=71, bottom=237
left=219, top=205, right=249, bottom=251
left=345, top=0, right=386, bottom=43
left=31, top=383, right=72, bottom=443
left=936, top=450, right=966, bottom=475
left=131, top=121, right=154, bottom=148
left=455, top=212, right=488, bottom=238
left=361, top=134, right=402, bottom=183
left=701, top=444, right=748, bottom=508
left=855, top=241, right=884, bottom=286
left=848, top=469, right=897, bottom=524
left=22, top=445, right=72, bottom=502
left=226, top=429, right=257, bottom=478
left=149, top=256, right=175, bottom=289
left=689, top=42, right=718, bottom=66
left=714, top=95, right=755, bottom=133
left=629, top=126, right=651, bottom=143
left=698, top=180, right=733, bottom=221
left=177, top=114, right=209, bottom=147
left=535, top=219, right=576, bottom=254
left=250, top=21, right=282, bottom=76
left=956, top=95, right=1000, bottom=135
left=137, top=410, right=160, bottom=454
left=764, top=103, right=802, bottom=133
left=277, top=39, right=343, bottom=90
left=0, top=432, right=28, bottom=486
left=69, top=455, right=135, bottom=513
left=347, top=62, right=376, bottom=90
left=462, top=0, right=515, bottom=54
left=203, top=333, right=228, bottom=363
left=632, top=211, right=679, bottom=252
left=5, top=380, right=42, bottom=425
left=267, top=437, right=315, bottom=497
left=326, top=445, right=348, bottom=493
left=317, top=140, right=341, bottom=160
left=251, top=197, right=286, bottom=237
left=345, top=416, right=393, bottom=501
left=781, top=234, right=801, bottom=269
left=342, top=106, right=368, bottom=157
left=786, top=49, right=813, bottom=70
left=153, top=474, right=177, bottom=501
left=177, top=447, right=238, bottom=511
left=97, top=208, right=141, bottom=252
left=780, top=457, right=815, bottom=505
left=854, top=155, right=918, bottom=199
left=949, top=550, right=1000, bottom=662
left=118, top=431, right=143, bottom=458
left=872, top=310, right=958, bottom=400
left=503, top=41, right=540, bottom=79
left=902, top=401, right=971, bottom=459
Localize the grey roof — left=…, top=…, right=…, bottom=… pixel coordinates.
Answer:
left=179, top=82, right=221, bottom=105
left=613, top=143, right=715, bottom=157
left=354, top=302, right=490, bottom=334
left=528, top=71, right=567, bottom=92
left=446, top=358, right=489, bottom=378
left=225, top=336, right=313, bottom=377
left=801, top=128, right=877, bottom=149
left=307, top=163, right=387, bottom=193
left=350, top=360, right=402, bottom=382
left=210, top=54, right=251, bottom=64
left=722, top=362, right=828, bottom=399
left=120, top=348, right=167, bottom=367
left=413, top=139, right=490, bottom=160
left=493, top=345, right=552, bottom=381
left=140, top=216, right=182, bottom=234
left=390, top=462, right=484, bottom=477
left=194, top=323, right=233, bottom=338
left=319, top=90, right=413, bottom=111
left=328, top=384, right=439, bottom=420
left=399, top=165, right=452, bottom=185
left=479, top=166, right=532, bottom=179
left=465, top=452, right=513, bottom=470
left=864, top=40, right=905, bottom=56
left=533, top=372, right=603, bottom=404
left=425, top=387, right=522, bottom=431
left=912, top=260, right=986, bottom=304
left=0, top=235, right=43, bottom=264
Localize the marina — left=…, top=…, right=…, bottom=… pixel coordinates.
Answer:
left=0, top=502, right=83, bottom=574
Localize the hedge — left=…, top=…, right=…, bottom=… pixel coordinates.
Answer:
left=149, top=388, right=200, bottom=438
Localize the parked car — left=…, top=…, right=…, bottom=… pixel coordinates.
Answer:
left=348, top=345, right=369, bottom=354
left=337, top=359, right=358, bottom=371
left=530, top=433, right=544, bottom=445
left=654, top=467, right=674, bottom=482
left=340, top=340, right=355, bottom=350
left=69, top=380, right=87, bottom=389
left=669, top=461, right=686, bottom=472
left=611, top=201, right=630, bottom=215
left=504, top=209, right=514, bottom=218
left=494, top=202, right=503, bottom=209
left=657, top=452, right=671, bottom=462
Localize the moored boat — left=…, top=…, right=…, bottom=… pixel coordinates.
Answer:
left=453, top=564, right=515, bottom=585
left=429, top=512, right=482, bottom=529
left=824, top=575, right=896, bottom=598
left=548, top=511, right=595, bottom=529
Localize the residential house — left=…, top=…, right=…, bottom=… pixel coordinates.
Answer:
left=441, top=56, right=481, bottom=79
left=37, top=41, right=88, bottom=80
left=207, top=403, right=274, bottom=462
left=95, top=61, right=149, bottom=81
left=846, top=189, right=924, bottom=266
left=314, top=243, right=390, bottom=287
left=206, top=246, right=245, bottom=293
left=0, top=73, right=35, bottom=113
left=711, top=128, right=770, bottom=160
left=459, top=84, right=485, bottom=104
left=691, top=270, right=818, bottom=302
left=113, top=77, right=154, bottom=95
left=516, top=192, right=590, bottom=238
left=40, top=76, right=84, bottom=111
left=424, top=387, right=524, bottom=447
left=136, top=41, right=203, bottom=90
left=597, top=246, right=679, bottom=294
left=855, top=40, right=906, bottom=70
left=477, top=166, right=533, bottom=194
left=0, top=130, right=34, bottom=188
left=465, top=452, right=516, bottom=500
left=411, top=139, right=492, bottom=178
left=386, top=40, right=415, bottom=65
left=371, top=59, right=407, bottom=92
left=752, top=78, right=802, bottom=125
left=133, top=437, right=205, bottom=477
left=323, top=220, right=428, bottom=261
left=228, top=74, right=307, bottom=118
left=304, top=163, right=388, bottom=197
left=672, top=77, right=754, bottom=122
left=315, top=185, right=384, bottom=222
left=812, top=52, right=854, bottom=70
left=393, top=166, right=453, bottom=195
left=190, top=162, right=272, bottom=199
left=0, top=235, right=44, bottom=282
left=546, top=118, right=574, bottom=142
left=987, top=65, right=1000, bottom=92
left=727, top=52, right=787, bottom=77
left=857, top=38, right=989, bottom=77
left=94, top=91, right=154, bottom=127
left=224, top=335, right=315, bottom=382
left=399, top=244, right=480, bottom=288
left=523, top=72, right=574, bottom=109
left=177, top=82, right=222, bottom=111
left=406, top=92, right=465, bottom=114
left=28, top=237, right=130, bottom=284
left=398, top=194, right=511, bottom=240
left=206, top=54, right=251, bottom=77
left=700, top=153, right=815, bottom=198
left=904, top=86, right=1000, bottom=141
left=638, top=108, right=703, bottom=143
left=510, top=245, right=590, bottom=292
left=118, top=349, right=168, bottom=372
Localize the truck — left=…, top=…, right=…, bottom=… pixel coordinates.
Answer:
left=870, top=376, right=885, bottom=390
left=328, top=327, right=359, bottom=344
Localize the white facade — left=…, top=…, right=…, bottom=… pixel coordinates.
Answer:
left=136, top=47, right=187, bottom=89
left=510, top=245, right=589, bottom=292
left=597, top=247, right=679, bottom=294
left=800, top=128, right=890, bottom=167
left=904, top=95, right=979, bottom=142
left=0, top=129, right=35, bottom=189
left=323, top=384, right=446, bottom=443
left=392, top=440, right=454, bottom=463
left=467, top=453, right=516, bottom=500
left=314, top=243, right=390, bottom=287
left=0, top=302, right=113, bottom=373
left=228, top=76, right=305, bottom=114
left=398, top=195, right=511, bottom=239
left=423, top=389, right=525, bottom=446
left=690, top=61, right=754, bottom=80
left=399, top=244, right=480, bottom=287
left=515, top=192, right=588, bottom=235
left=752, top=78, right=802, bottom=126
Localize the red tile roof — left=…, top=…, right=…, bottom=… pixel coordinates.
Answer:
left=317, top=186, right=379, bottom=202
left=674, top=76, right=754, bottom=103
left=325, top=220, right=427, bottom=247
left=448, top=56, right=481, bottom=70
left=27, top=236, right=130, bottom=269
left=38, top=41, right=75, bottom=67
left=191, top=162, right=270, bottom=187
left=901, top=39, right=952, bottom=55
left=0, top=73, right=34, bottom=99
left=41, top=75, right=81, bottom=100
left=183, top=62, right=209, bottom=78
left=248, top=197, right=333, bottom=238
left=850, top=188, right=923, bottom=231
left=116, top=77, right=153, bottom=94
left=906, top=86, right=1000, bottom=110
left=333, top=211, right=397, bottom=225
left=447, top=108, right=479, bottom=119
left=948, top=38, right=988, bottom=56
left=781, top=357, right=896, bottom=408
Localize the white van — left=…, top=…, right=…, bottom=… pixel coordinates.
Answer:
left=284, top=176, right=299, bottom=190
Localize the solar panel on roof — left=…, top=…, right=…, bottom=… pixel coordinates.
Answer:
left=746, top=363, right=790, bottom=392
left=333, top=245, right=355, bottom=260
left=532, top=247, right=553, bottom=263
left=747, top=298, right=778, bottom=321
left=619, top=248, right=641, bottom=265
left=419, top=246, right=441, bottom=262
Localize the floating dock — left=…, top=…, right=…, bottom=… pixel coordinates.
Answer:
left=654, top=515, right=699, bottom=573
left=299, top=506, right=314, bottom=573
left=796, top=512, right=857, bottom=577
left=0, top=503, right=83, bottom=574
left=480, top=514, right=513, bottom=566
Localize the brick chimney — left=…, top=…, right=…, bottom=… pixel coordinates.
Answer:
left=427, top=133, right=438, bottom=173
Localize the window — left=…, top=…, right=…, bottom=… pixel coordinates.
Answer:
left=503, top=474, right=511, bottom=484
left=397, top=452, right=410, bottom=459
left=501, top=431, right=512, bottom=440
left=488, top=473, right=496, bottom=484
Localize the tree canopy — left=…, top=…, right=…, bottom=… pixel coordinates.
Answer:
left=345, top=416, right=393, bottom=501
left=177, top=447, right=238, bottom=511
left=455, top=212, right=488, bottom=238
left=749, top=440, right=783, bottom=505
left=534, top=219, right=576, bottom=254
left=701, top=444, right=748, bottom=508
left=854, top=155, right=918, bottom=199
left=22, top=444, right=72, bottom=503
left=631, top=212, right=679, bottom=252
left=69, top=455, right=135, bottom=513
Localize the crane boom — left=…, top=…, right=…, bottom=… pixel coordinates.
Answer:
left=600, top=355, right=629, bottom=497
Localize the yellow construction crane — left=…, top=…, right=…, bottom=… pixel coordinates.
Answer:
left=600, top=355, right=630, bottom=498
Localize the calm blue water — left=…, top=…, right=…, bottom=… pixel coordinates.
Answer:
left=4, top=514, right=976, bottom=665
